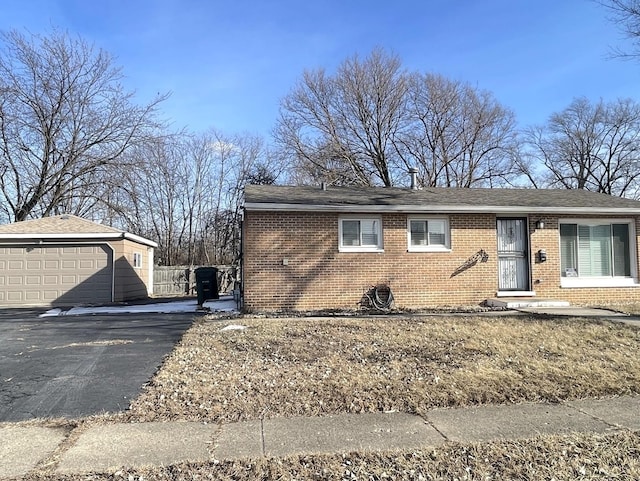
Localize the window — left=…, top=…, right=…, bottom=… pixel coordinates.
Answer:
left=560, top=220, right=636, bottom=287
left=339, top=217, right=383, bottom=251
left=407, top=217, right=450, bottom=251
left=133, top=252, right=142, bottom=268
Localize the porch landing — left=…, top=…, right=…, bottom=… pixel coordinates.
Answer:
left=486, top=298, right=571, bottom=309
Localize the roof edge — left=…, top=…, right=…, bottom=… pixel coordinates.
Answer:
left=0, top=232, right=158, bottom=247
left=243, top=202, right=640, bottom=215
left=124, top=232, right=158, bottom=248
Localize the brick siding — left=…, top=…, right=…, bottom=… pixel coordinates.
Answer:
left=242, top=210, right=640, bottom=311
left=529, top=215, right=640, bottom=305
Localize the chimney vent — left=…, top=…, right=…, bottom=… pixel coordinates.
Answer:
left=408, top=168, right=419, bottom=190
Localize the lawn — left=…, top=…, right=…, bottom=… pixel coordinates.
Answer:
left=125, top=314, right=640, bottom=423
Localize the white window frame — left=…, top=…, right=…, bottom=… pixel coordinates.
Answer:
left=133, top=252, right=143, bottom=269
left=559, top=218, right=638, bottom=288
left=338, top=216, right=384, bottom=252
left=407, top=216, right=451, bottom=252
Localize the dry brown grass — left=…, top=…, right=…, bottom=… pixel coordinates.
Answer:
left=125, top=314, right=640, bottom=423
left=22, top=430, right=640, bottom=480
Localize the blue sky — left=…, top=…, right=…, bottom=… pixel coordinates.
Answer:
left=1, top=0, right=638, bottom=138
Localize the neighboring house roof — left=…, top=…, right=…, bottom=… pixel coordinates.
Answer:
left=244, top=185, right=640, bottom=215
left=0, top=214, right=158, bottom=247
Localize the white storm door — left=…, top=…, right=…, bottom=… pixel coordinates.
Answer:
left=497, top=218, right=530, bottom=291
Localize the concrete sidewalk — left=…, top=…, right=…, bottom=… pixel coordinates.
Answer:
left=516, top=306, right=640, bottom=327
left=1, top=396, right=638, bottom=478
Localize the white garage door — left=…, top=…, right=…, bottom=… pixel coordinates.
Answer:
left=0, top=244, right=113, bottom=306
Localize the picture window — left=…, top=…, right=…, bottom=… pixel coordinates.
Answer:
left=560, top=219, right=637, bottom=288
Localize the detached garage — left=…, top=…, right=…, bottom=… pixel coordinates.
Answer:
left=0, top=215, right=157, bottom=307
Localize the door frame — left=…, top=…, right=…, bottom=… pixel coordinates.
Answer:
left=496, top=217, right=532, bottom=294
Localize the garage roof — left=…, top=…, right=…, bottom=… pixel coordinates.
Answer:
left=0, top=215, right=158, bottom=247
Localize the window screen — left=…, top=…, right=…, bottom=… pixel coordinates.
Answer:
left=409, top=218, right=448, bottom=248
left=340, top=218, right=382, bottom=249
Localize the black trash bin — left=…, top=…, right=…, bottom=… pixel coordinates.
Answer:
left=195, top=267, right=219, bottom=305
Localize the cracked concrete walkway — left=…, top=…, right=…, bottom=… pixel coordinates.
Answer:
left=1, top=396, right=638, bottom=478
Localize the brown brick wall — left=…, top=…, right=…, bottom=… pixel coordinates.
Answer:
left=243, top=211, right=497, bottom=311
left=243, top=211, right=640, bottom=311
left=529, top=215, right=640, bottom=305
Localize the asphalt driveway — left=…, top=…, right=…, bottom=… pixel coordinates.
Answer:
left=0, top=309, right=195, bottom=422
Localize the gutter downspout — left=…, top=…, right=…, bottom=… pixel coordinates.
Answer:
left=238, top=209, right=245, bottom=312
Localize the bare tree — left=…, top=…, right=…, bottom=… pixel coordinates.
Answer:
left=275, top=49, right=521, bottom=188
left=117, top=129, right=282, bottom=266
left=523, top=97, right=640, bottom=196
left=0, top=29, right=167, bottom=223
left=395, top=73, right=519, bottom=188
left=599, top=0, right=640, bottom=58
left=119, top=134, right=189, bottom=265
left=179, top=133, right=218, bottom=266
left=204, top=131, right=282, bottom=265
left=275, top=48, right=408, bottom=186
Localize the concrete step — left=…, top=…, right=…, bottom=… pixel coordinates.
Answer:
left=486, top=298, right=571, bottom=309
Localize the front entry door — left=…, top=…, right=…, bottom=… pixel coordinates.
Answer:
left=497, top=218, right=530, bottom=291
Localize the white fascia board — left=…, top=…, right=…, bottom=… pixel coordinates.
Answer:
left=0, top=231, right=158, bottom=247
left=243, top=202, right=640, bottom=215
left=124, top=232, right=158, bottom=248
left=0, top=233, right=118, bottom=240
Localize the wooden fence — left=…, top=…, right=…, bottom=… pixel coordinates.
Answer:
left=153, top=265, right=236, bottom=297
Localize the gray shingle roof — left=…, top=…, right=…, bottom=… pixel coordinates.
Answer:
left=244, top=185, right=640, bottom=214
left=0, top=215, right=123, bottom=234
left=0, top=214, right=157, bottom=247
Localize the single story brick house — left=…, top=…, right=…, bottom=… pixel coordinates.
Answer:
left=241, top=184, right=640, bottom=311
left=0, top=214, right=156, bottom=307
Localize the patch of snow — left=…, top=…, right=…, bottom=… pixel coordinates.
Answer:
left=38, top=296, right=238, bottom=317
left=220, top=324, right=247, bottom=331
left=66, top=300, right=199, bottom=316
left=205, top=298, right=237, bottom=312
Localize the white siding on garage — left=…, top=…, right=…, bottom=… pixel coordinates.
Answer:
left=0, top=244, right=113, bottom=306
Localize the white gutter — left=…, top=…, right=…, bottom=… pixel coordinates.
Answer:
left=243, top=202, right=640, bottom=215
left=0, top=231, right=158, bottom=247
left=124, top=232, right=159, bottom=248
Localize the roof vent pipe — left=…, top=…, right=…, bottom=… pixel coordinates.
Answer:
left=408, top=168, right=419, bottom=190
left=321, top=181, right=327, bottom=191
